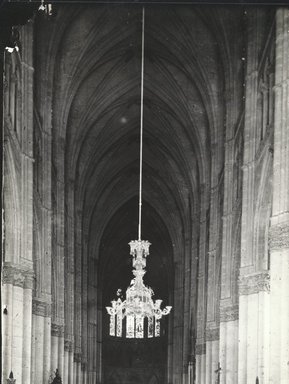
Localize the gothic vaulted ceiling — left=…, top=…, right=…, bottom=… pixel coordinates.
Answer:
left=39, top=4, right=244, bottom=297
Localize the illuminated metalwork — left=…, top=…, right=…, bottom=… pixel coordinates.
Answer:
left=106, top=240, right=172, bottom=338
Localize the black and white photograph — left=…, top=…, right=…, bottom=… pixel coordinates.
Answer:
left=1, top=0, right=289, bottom=383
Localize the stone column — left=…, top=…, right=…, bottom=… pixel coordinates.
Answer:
left=81, top=235, right=89, bottom=382
left=219, top=305, right=238, bottom=384
left=44, top=312, right=52, bottom=382
left=188, top=224, right=199, bottom=384
left=74, top=228, right=83, bottom=384
left=205, top=171, right=223, bottom=383
left=196, top=343, right=206, bottom=384
left=172, top=255, right=185, bottom=383
left=64, top=340, right=72, bottom=384
left=51, top=327, right=58, bottom=373
left=2, top=281, right=13, bottom=381
left=195, top=192, right=210, bottom=384
left=68, top=343, right=74, bottom=383
left=238, top=273, right=270, bottom=383
left=22, top=273, right=34, bottom=383
left=32, top=12, right=56, bottom=384
left=32, top=100, right=53, bottom=383
left=87, top=253, right=98, bottom=383
left=34, top=314, right=45, bottom=382
left=205, top=328, right=219, bottom=384
left=11, top=284, right=24, bottom=382
left=51, top=156, right=65, bottom=379
left=2, top=265, right=34, bottom=383
left=96, top=307, right=103, bottom=384
left=2, top=20, right=34, bottom=384
left=64, top=180, right=75, bottom=384
left=219, top=130, right=242, bottom=383
left=58, top=333, right=65, bottom=378
left=238, top=8, right=275, bottom=384
left=73, top=353, right=82, bottom=384
left=269, top=11, right=289, bottom=383
left=182, top=233, right=193, bottom=384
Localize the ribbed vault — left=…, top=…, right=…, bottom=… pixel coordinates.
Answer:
left=49, top=4, right=227, bottom=246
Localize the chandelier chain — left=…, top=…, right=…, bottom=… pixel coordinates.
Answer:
left=106, top=7, right=172, bottom=339
left=138, top=7, right=145, bottom=241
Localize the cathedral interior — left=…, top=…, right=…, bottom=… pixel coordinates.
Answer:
left=1, top=1, right=289, bottom=383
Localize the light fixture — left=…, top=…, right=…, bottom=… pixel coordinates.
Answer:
left=38, top=0, right=53, bottom=16
left=106, top=8, right=172, bottom=339
left=5, top=27, right=20, bottom=53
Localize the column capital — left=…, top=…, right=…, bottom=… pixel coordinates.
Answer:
left=205, top=327, right=219, bottom=342
left=269, top=222, right=289, bottom=250
left=32, top=298, right=51, bottom=317
left=195, top=343, right=206, bottom=355
left=220, top=304, right=239, bottom=322
left=2, top=262, right=34, bottom=289
left=74, top=352, right=82, bottom=363
left=239, top=271, right=270, bottom=295
left=81, top=360, right=88, bottom=371
left=64, top=339, right=73, bottom=352
left=51, top=323, right=64, bottom=337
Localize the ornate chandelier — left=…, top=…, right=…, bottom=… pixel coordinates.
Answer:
left=106, top=8, right=172, bottom=339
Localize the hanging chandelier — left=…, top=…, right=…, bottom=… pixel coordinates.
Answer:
left=106, top=8, right=172, bottom=339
